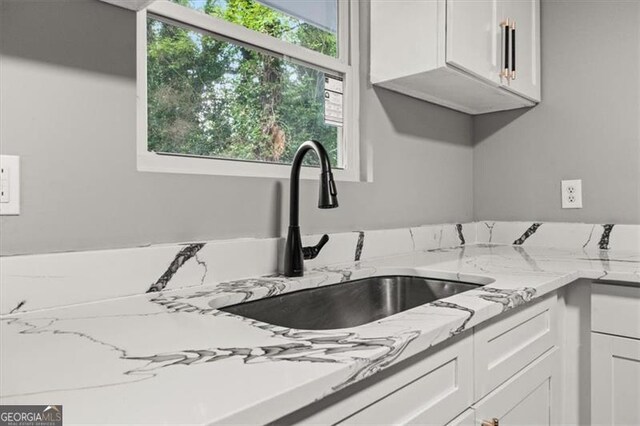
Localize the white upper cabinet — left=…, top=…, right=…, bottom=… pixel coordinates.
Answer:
left=498, top=0, right=541, bottom=101
left=446, top=0, right=500, bottom=85
left=371, top=0, right=541, bottom=115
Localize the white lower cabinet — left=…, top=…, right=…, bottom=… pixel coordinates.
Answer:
left=473, top=348, right=561, bottom=426
left=284, top=334, right=474, bottom=425
left=281, top=283, right=640, bottom=425
left=591, top=283, right=640, bottom=425
left=591, top=333, right=640, bottom=425
left=336, top=335, right=474, bottom=425
left=592, top=283, right=640, bottom=340
left=474, top=294, right=557, bottom=398
left=281, top=294, right=562, bottom=426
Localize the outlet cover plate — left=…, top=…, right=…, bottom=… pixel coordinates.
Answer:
left=561, top=179, right=582, bottom=209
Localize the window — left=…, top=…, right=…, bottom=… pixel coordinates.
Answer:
left=178, top=0, right=338, bottom=57
left=137, top=0, right=361, bottom=180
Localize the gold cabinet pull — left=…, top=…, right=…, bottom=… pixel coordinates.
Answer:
left=500, top=19, right=511, bottom=82
left=510, top=20, right=516, bottom=80
left=482, top=418, right=499, bottom=426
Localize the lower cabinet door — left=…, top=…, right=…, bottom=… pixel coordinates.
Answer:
left=473, top=347, right=560, bottom=426
left=592, top=332, right=640, bottom=425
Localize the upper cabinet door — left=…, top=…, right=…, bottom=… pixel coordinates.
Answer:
left=499, top=0, right=541, bottom=101
left=446, top=0, right=500, bottom=84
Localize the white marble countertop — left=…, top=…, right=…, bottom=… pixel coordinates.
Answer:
left=1, top=243, right=639, bottom=425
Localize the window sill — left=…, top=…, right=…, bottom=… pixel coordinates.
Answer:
left=137, top=152, right=364, bottom=182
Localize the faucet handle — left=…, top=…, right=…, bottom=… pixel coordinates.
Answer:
left=302, top=234, right=329, bottom=260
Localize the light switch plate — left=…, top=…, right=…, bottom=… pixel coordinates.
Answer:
left=0, top=155, right=20, bottom=215
left=561, top=179, right=582, bottom=209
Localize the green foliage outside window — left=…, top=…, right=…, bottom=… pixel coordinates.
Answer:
left=147, top=0, right=340, bottom=167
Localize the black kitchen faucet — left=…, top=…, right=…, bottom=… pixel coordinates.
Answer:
left=283, top=140, right=338, bottom=277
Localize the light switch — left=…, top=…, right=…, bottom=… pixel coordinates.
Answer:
left=0, top=155, right=20, bottom=215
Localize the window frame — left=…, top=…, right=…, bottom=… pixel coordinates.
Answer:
left=136, top=0, right=362, bottom=181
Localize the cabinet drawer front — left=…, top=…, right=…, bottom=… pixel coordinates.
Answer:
left=474, top=294, right=557, bottom=398
left=592, top=283, right=640, bottom=339
left=474, top=347, right=560, bottom=426
left=338, top=336, right=474, bottom=426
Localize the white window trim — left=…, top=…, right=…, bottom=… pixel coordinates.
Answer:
left=136, top=0, right=363, bottom=182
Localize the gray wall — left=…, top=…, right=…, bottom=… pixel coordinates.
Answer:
left=473, top=0, right=640, bottom=224
left=0, top=0, right=474, bottom=255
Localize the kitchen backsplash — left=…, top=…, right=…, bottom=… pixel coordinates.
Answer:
left=476, top=221, right=640, bottom=250
left=1, top=222, right=638, bottom=315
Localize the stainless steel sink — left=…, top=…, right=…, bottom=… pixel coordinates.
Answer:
left=219, top=275, right=481, bottom=330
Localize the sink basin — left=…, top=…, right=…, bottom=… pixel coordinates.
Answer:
left=219, top=275, right=481, bottom=330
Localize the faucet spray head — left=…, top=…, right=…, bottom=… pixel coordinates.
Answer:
left=318, top=171, right=339, bottom=209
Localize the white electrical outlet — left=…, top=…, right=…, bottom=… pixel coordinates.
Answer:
left=0, top=155, right=20, bottom=215
left=561, top=179, right=582, bottom=209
